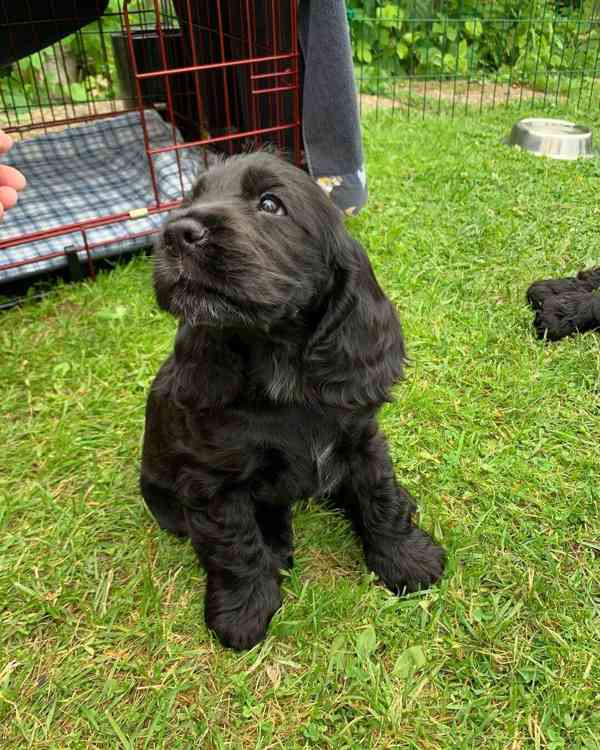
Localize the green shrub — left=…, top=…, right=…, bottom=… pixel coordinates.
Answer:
left=347, top=0, right=599, bottom=85
left=1, top=0, right=149, bottom=111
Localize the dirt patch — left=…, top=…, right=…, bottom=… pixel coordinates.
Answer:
left=359, top=80, right=565, bottom=113
left=300, top=548, right=361, bottom=585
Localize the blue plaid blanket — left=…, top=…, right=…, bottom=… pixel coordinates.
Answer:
left=0, top=110, right=203, bottom=283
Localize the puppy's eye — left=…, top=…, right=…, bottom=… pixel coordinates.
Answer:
left=258, top=193, right=286, bottom=216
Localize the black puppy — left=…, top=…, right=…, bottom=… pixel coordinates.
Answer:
left=141, top=152, right=445, bottom=650
left=527, top=267, right=600, bottom=341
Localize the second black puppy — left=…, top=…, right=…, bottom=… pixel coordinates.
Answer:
left=141, top=152, right=445, bottom=650
left=527, top=267, right=600, bottom=340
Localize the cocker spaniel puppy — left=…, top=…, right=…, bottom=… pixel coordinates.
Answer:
left=141, top=152, right=445, bottom=650
left=527, top=267, right=600, bottom=341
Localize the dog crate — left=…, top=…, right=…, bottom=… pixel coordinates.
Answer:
left=0, top=0, right=301, bottom=289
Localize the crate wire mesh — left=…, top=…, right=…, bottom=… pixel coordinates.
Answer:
left=0, top=0, right=301, bottom=286
left=350, top=1, right=600, bottom=119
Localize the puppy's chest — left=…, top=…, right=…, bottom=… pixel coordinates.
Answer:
left=186, top=402, right=345, bottom=498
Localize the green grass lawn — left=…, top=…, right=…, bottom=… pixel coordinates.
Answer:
left=1, top=106, right=599, bottom=749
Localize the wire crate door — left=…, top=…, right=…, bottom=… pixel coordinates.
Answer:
left=121, top=0, right=302, bottom=209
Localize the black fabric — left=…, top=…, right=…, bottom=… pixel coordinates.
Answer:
left=297, top=0, right=364, bottom=179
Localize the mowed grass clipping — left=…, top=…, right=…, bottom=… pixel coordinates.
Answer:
left=1, top=106, right=599, bottom=749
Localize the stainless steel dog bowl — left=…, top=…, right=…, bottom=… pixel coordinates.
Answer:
left=505, top=117, right=593, bottom=160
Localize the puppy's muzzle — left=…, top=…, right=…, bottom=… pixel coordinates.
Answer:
left=164, top=216, right=209, bottom=256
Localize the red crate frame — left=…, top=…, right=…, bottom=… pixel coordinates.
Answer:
left=0, top=0, right=302, bottom=281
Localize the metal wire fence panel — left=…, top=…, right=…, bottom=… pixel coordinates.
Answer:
left=347, top=1, right=600, bottom=117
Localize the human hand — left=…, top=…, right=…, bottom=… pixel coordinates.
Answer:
left=0, top=130, right=26, bottom=222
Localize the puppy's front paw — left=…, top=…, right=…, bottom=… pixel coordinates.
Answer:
left=365, top=527, right=445, bottom=595
left=205, top=574, right=282, bottom=651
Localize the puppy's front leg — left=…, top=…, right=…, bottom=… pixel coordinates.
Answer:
left=184, top=496, right=282, bottom=650
left=140, top=475, right=188, bottom=537
left=336, top=427, right=445, bottom=594
left=254, top=503, right=294, bottom=571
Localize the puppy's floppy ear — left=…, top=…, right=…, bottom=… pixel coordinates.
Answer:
left=304, top=235, right=406, bottom=408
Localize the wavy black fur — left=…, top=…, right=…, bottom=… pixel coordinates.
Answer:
left=141, top=152, right=445, bottom=650
left=526, top=267, right=600, bottom=340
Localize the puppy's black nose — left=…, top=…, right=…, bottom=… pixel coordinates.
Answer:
left=165, top=217, right=209, bottom=254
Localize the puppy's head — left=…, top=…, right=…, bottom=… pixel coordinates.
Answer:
left=155, top=151, right=406, bottom=407
left=154, top=151, right=345, bottom=329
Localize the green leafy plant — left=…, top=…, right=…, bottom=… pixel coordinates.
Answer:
left=348, top=0, right=599, bottom=90
left=1, top=0, right=167, bottom=112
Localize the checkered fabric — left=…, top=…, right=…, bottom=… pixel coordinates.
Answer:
left=0, top=109, right=203, bottom=283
